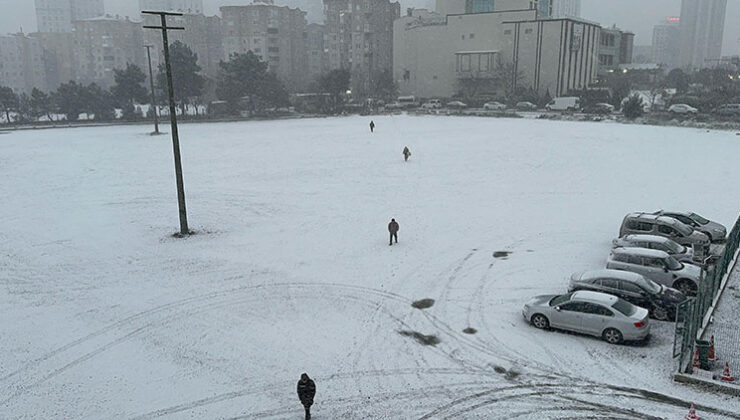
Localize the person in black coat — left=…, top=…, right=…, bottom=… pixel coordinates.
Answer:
left=297, top=373, right=316, bottom=419
left=369, top=120, right=375, bottom=133
left=388, top=218, right=399, bottom=245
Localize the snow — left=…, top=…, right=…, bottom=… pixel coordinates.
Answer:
left=2, top=115, right=740, bottom=419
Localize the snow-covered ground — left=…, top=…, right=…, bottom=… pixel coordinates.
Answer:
left=2, top=115, right=740, bottom=419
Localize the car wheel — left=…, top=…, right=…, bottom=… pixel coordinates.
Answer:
left=652, top=305, right=670, bottom=321
left=531, top=314, right=550, bottom=329
left=674, top=279, right=697, bottom=296
left=602, top=328, right=623, bottom=345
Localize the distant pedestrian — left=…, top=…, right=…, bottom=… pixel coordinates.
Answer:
left=388, top=218, right=399, bottom=245
left=403, top=146, right=411, bottom=162
left=297, top=373, right=316, bottom=420
left=370, top=120, right=375, bottom=133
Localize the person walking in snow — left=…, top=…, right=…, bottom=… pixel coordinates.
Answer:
left=369, top=120, right=375, bottom=133
left=297, top=373, right=316, bottom=420
left=388, top=218, right=399, bottom=245
left=403, top=146, right=411, bottom=162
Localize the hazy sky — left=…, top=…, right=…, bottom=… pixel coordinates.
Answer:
left=0, top=0, right=738, bottom=55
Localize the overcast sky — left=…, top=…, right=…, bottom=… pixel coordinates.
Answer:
left=0, top=0, right=738, bottom=55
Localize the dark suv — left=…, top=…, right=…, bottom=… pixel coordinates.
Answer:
left=568, top=269, right=686, bottom=321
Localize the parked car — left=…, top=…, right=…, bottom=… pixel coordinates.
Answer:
left=606, top=247, right=702, bottom=296
left=613, top=234, right=703, bottom=265
left=652, top=210, right=727, bottom=243
left=714, top=104, right=740, bottom=117
left=397, top=96, right=418, bottom=109
left=546, top=97, right=581, bottom=111
left=619, top=212, right=710, bottom=248
left=483, top=101, right=507, bottom=111
left=516, top=101, right=538, bottom=111
left=668, top=104, right=698, bottom=115
left=522, top=290, right=650, bottom=344
left=568, top=269, right=686, bottom=321
left=421, top=99, right=442, bottom=109
left=583, top=103, right=614, bottom=114
left=446, top=100, right=468, bottom=109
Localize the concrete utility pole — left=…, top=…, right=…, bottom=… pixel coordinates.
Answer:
left=144, top=45, right=160, bottom=135
left=143, top=11, right=190, bottom=236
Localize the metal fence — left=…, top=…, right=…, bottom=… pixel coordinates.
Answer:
left=674, top=215, right=740, bottom=373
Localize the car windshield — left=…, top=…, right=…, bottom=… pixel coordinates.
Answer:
left=611, top=299, right=637, bottom=316
left=674, top=223, right=693, bottom=236
left=664, top=240, right=685, bottom=254
left=690, top=213, right=710, bottom=225
left=549, top=293, right=572, bottom=307
left=641, top=278, right=662, bottom=294
left=666, top=256, right=683, bottom=271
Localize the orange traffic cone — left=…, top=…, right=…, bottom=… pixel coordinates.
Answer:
left=684, top=403, right=701, bottom=420
left=708, top=335, right=717, bottom=361
left=720, top=362, right=735, bottom=382
left=692, top=348, right=701, bottom=368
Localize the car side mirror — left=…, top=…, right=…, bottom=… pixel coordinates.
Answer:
left=663, top=267, right=669, bottom=273
left=554, top=306, right=561, bottom=312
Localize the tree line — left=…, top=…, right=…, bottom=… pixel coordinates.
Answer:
left=1, top=41, right=398, bottom=125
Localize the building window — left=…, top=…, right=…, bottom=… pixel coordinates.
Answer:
left=600, top=33, right=616, bottom=47
left=504, top=29, right=512, bottom=35
left=268, top=47, right=279, bottom=53
left=524, top=28, right=533, bottom=34
left=465, top=0, right=494, bottom=13
left=599, top=54, right=614, bottom=66
left=469, top=33, right=474, bottom=39
left=267, top=27, right=278, bottom=34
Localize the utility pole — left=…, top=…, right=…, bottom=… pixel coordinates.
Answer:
left=144, top=45, right=160, bottom=135
left=143, top=11, right=189, bottom=236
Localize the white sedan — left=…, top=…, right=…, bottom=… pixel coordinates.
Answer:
left=668, top=104, right=698, bottom=114
left=483, top=101, right=507, bottom=111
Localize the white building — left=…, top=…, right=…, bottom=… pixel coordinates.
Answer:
left=35, top=0, right=105, bottom=33
left=139, top=0, right=203, bottom=13
left=397, top=1, right=600, bottom=99
left=678, top=0, right=726, bottom=69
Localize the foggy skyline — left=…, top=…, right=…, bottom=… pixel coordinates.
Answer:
left=0, top=0, right=738, bottom=55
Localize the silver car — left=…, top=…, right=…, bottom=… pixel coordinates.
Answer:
left=652, top=210, right=727, bottom=242
left=613, top=234, right=694, bottom=262
left=606, top=247, right=702, bottom=296
left=619, top=212, right=710, bottom=247
left=522, top=290, right=650, bottom=344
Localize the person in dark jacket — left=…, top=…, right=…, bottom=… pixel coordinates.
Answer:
left=297, top=373, right=316, bottom=419
left=388, top=218, right=399, bottom=245
left=369, top=120, right=375, bottom=133
left=403, top=146, right=411, bottom=162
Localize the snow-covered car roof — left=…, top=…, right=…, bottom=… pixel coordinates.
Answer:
left=576, top=269, right=646, bottom=283
left=611, top=247, right=670, bottom=259
left=625, top=212, right=686, bottom=227
left=620, top=234, right=674, bottom=245
left=571, top=290, right=619, bottom=305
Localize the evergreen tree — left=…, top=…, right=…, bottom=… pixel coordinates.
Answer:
left=112, top=64, right=148, bottom=120
left=0, top=86, right=19, bottom=124
left=30, top=88, right=55, bottom=121
left=622, top=94, right=645, bottom=119
left=54, top=81, right=86, bottom=121
left=319, top=69, right=351, bottom=113
left=157, top=41, right=204, bottom=114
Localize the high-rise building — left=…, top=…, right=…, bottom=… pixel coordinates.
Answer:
left=0, top=33, right=47, bottom=94
left=678, top=0, right=726, bottom=69
left=35, top=0, right=105, bottom=33
left=220, top=4, right=309, bottom=92
left=323, top=0, right=401, bottom=97
left=652, top=17, right=680, bottom=69
left=550, top=0, right=581, bottom=18
left=72, top=15, right=145, bottom=87
left=306, top=23, right=328, bottom=86
left=139, top=0, right=204, bottom=13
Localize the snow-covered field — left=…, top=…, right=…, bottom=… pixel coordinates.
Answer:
left=2, top=115, right=740, bottom=419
